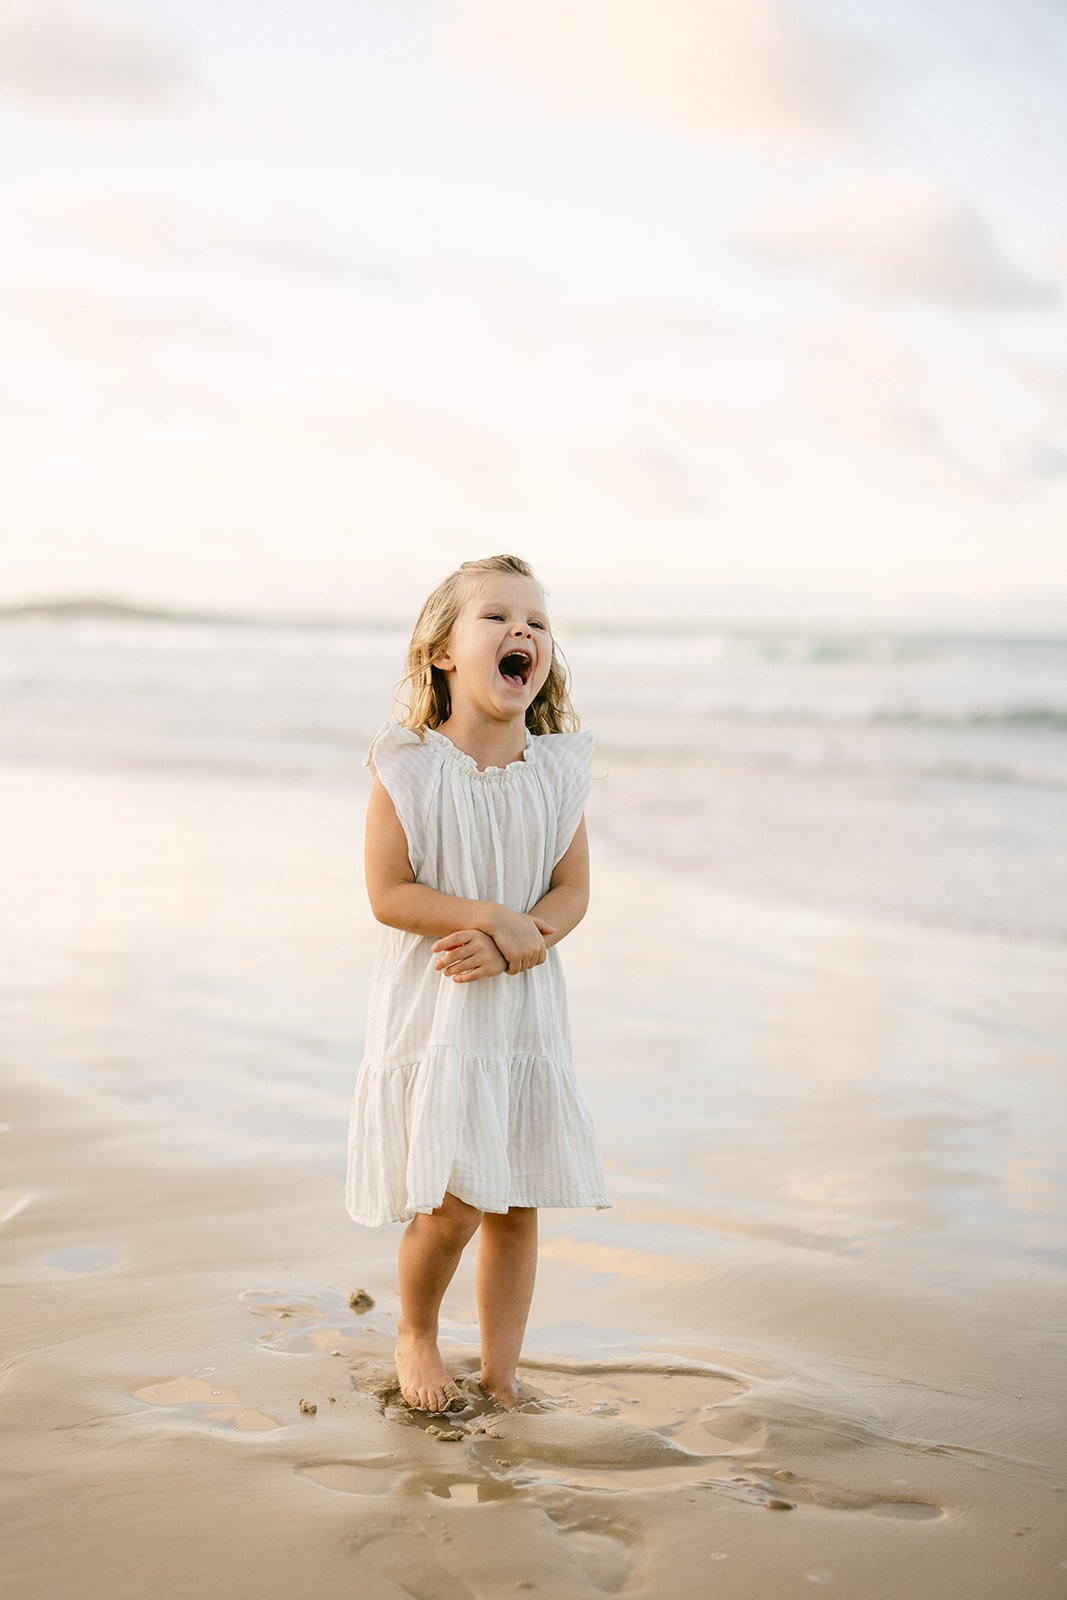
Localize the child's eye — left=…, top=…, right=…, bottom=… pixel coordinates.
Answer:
left=485, top=614, right=546, bottom=628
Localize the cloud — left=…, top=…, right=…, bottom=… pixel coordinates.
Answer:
left=782, top=311, right=1067, bottom=504
left=783, top=313, right=965, bottom=482
left=442, top=0, right=871, bottom=153
left=734, top=175, right=1057, bottom=306
left=32, top=195, right=409, bottom=289
left=989, top=351, right=1067, bottom=487
left=0, top=0, right=200, bottom=115
left=243, top=387, right=512, bottom=485
left=615, top=304, right=742, bottom=347
left=573, top=435, right=709, bottom=512
left=16, top=284, right=258, bottom=373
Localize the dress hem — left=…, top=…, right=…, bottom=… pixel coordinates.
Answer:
left=346, top=1192, right=613, bottom=1227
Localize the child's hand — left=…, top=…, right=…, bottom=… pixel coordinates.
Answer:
left=483, top=909, right=556, bottom=975
left=431, top=929, right=507, bottom=983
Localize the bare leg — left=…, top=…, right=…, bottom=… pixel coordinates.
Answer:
left=396, top=1191, right=482, bottom=1412
left=476, top=1206, right=538, bottom=1408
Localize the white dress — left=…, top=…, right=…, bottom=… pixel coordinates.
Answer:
left=345, top=718, right=611, bottom=1226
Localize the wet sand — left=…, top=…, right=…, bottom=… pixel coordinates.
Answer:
left=2, top=762, right=1067, bottom=1597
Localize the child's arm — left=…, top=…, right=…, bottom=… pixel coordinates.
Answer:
left=365, top=777, right=552, bottom=968
left=526, top=816, right=590, bottom=950
left=431, top=820, right=588, bottom=974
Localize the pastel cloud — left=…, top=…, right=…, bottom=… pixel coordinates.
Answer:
left=0, top=0, right=198, bottom=115
left=781, top=311, right=1067, bottom=505
left=443, top=0, right=870, bottom=152
left=734, top=175, right=1056, bottom=306
left=573, top=435, right=710, bottom=513
left=16, top=284, right=257, bottom=376
left=31, top=195, right=408, bottom=289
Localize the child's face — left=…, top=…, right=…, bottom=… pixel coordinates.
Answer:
left=433, top=575, right=553, bottom=718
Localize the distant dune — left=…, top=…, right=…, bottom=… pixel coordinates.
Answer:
left=0, top=596, right=399, bottom=631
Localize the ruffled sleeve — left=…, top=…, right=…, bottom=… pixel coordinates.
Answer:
left=364, top=720, right=436, bottom=878
left=548, top=728, right=594, bottom=870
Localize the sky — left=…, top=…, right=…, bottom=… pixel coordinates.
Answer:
left=2, top=0, right=1066, bottom=630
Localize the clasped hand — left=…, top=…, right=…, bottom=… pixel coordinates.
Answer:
left=431, top=908, right=555, bottom=983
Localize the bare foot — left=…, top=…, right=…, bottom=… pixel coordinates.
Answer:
left=395, top=1332, right=464, bottom=1414
left=479, top=1372, right=523, bottom=1411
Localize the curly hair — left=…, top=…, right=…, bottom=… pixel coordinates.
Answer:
left=392, top=554, right=580, bottom=737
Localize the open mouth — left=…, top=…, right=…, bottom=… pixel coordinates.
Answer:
left=498, top=648, right=533, bottom=687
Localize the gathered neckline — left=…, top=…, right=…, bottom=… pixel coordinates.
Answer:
left=425, top=724, right=536, bottom=780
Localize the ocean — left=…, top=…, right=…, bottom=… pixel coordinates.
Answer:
left=3, top=604, right=1064, bottom=942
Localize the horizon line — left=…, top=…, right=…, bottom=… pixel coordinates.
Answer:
left=1, top=592, right=1065, bottom=642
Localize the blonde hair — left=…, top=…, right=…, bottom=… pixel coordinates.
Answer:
left=393, top=554, right=580, bottom=736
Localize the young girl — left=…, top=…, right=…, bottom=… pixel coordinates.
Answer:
left=346, top=554, right=611, bottom=1415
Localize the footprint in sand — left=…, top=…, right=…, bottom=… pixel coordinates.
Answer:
left=346, top=1348, right=944, bottom=1520
left=308, top=1351, right=947, bottom=1597
left=132, top=1375, right=281, bottom=1432
left=340, top=1507, right=637, bottom=1597
left=540, top=1508, right=636, bottom=1592
left=237, top=1289, right=326, bottom=1320
left=350, top=1351, right=735, bottom=1484
left=299, top=1457, right=403, bottom=1496
left=237, top=1285, right=379, bottom=1356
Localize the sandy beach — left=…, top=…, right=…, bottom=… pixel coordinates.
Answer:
left=4, top=0, right=1066, bottom=1573
left=3, top=754, right=1066, bottom=1599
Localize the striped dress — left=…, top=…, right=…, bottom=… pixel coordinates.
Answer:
left=345, top=719, right=611, bottom=1226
